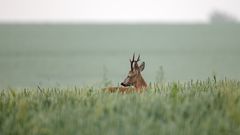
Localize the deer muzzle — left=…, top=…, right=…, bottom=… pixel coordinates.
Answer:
left=121, top=77, right=132, bottom=87
left=121, top=82, right=131, bottom=87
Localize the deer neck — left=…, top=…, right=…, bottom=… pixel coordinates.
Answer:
left=134, top=75, right=147, bottom=89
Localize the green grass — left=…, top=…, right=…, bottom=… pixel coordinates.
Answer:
left=1, top=79, right=240, bottom=135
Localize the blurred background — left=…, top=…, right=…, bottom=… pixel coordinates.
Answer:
left=0, top=0, right=240, bottom=88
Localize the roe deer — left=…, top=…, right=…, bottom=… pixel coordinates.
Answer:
left=104, top=53, right=147, bottom=93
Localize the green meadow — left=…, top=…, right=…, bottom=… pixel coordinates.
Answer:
left=1, top=24, right=240, bottom=135
left=1, top=78, right=240, bottom=135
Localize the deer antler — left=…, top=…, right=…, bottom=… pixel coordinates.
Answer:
left=129, top=53, right=135, bottom=71
left=136, top=54, right=140, bottom=62
left=130, top=53, right=141, bottom=71
left=133, top=54, right=140, bottom=69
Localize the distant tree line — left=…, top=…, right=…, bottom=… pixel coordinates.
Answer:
left=209, top=10, right=238, bottom=23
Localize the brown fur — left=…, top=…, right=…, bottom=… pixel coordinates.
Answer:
left=134, top=75, right=147, bottom=90
left=103, top=54, right=147, bottom=93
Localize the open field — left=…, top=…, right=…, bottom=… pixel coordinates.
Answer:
left=1, top=24, right=240, bottom=88
left=1, top=78, right=240, bottom=135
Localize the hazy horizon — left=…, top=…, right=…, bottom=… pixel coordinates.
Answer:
left=1, top=24, right=240, bottom=88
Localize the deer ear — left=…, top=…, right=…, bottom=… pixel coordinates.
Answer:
left=139, top=62, right=145, bottom=72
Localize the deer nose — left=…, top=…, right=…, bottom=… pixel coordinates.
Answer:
left=121, top=82, right=130, bottom=87
left=121, top=82, right=126, bottom=86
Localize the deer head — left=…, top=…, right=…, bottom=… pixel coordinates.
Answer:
left=121, top=54, right=147, bottom=89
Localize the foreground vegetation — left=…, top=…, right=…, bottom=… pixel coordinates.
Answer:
left=1, top=79, right=240, bottom=135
